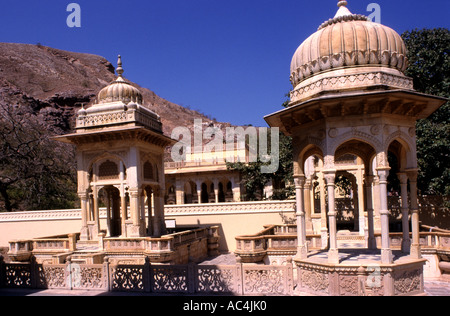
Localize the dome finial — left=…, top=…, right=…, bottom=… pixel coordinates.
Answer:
left=116, top=55, right=124, bottom=77
left=338, top=1, right=348, bottom=7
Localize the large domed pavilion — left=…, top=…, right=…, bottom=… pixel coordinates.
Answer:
left=265, top=1, right=447, bottom=296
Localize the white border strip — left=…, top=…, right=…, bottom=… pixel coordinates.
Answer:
left=0, top=201, right=296, bottom=222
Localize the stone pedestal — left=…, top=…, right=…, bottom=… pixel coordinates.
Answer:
left=294, top=250, right=426, bottom=296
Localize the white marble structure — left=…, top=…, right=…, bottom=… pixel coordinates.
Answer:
left=56, top=56, right=175, bottom=240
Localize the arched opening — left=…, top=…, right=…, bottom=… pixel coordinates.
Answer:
left=166, top=185, right=176, bottom=205
left=218, top=182, right=225, bottom=203
left=201, top=183, right=209, bottom=203
left=144, top=185, right=154, bottom=236
left=334, top=139, right=376, bottom=237
left=334, top=169, right=358, bottom=232
left=209, top=183, right=216, bottom=203
left=386, top=139, right=414, bottom=234
left=143, top=161, right=154, bottom=181
left=99, top=186, right=121, bottom=237
left=184, top=181, right=193, bottom=204
left=225, top=181, right=233, bottom=202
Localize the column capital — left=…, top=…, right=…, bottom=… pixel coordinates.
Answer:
left=406, top=168, right=419, bottom=182
left=128, top=188, right=141, bottom=198
left=304, top=179, right=312, bottom=189
left=397, top=172, right=408, bottom=184
left=293, top=174, right=306, bottom=188
left=364, top=174, right=375, bottom=185
left=376, top=167, right=390, bottom=182
left=78, top=192, right=88, bottom=199
left=323, top=170, right=336, bottom=185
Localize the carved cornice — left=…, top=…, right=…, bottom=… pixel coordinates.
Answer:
left=291, top=70, right=413, bottom=104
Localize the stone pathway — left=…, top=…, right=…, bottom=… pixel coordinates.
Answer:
left=424, top=281, right=450, bottom=296
left=198, top=253, right=237, bottom=265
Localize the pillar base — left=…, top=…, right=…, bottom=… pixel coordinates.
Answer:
left=410, top=244, right=422, bottom=259
left=128, top=225, right=144, bottom=238
left=401, top=239, right=411, bottom=254
left=294, top=245, right=308, bottom=261
left=320, top=228, right=328, bottom=250
left=381, top=248, right=393, bottom=264
left=80, top=227, right=89, bottom=241
left=367, top=237, right=377, bottom=250
left=295, top=253, right=426, bottom=296
left=328, top=248, right=339, bottom=264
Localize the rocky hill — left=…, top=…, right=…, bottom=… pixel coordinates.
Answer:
left=0, top=42, right=228, bottom=136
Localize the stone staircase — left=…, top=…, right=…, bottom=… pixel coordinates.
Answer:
left=69, top=240, right=105, bottom=264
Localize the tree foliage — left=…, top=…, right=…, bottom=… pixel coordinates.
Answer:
left=0, top=104, right=78, bottom=212
left=402, top=28, right=450, bottom=195
left=226, top=129, right=294, bottom=201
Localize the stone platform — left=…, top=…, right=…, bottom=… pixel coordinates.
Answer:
left=295, top=249, right=426, bottom=296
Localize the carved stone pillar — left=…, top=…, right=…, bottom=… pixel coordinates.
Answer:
left=364, top=175, right=376, bottom=250
left=79, top=192, right=89, bottom=241
left=372, top=175, right=381, bottom=233
left=213, top=179, right=219, bottom=204
left=377, top=168, right=393, bottom=264
left=120, top=189, right=127, bottom=237
left=397, top=173, right=411, bottom=253
left=294, top=175, right=308, bottom=261
left=152, top=186, right=166, bottom=237
left=175, top=179, right=184, bottom=205
left=355, top=171, right=366, bottom=236
left=129, top=188, right=142, bottom=237
left=304, top=178, right=313, bottom=233
left=324, top=170, right=339, bottom=264
left=92, top=186, right=100, bottom=240
left=231, top=177, right=241, bottom=202
left=196, top=180, right=202, bottom=204
left=105, top=189, right=112, bottom=237
left=318, top=171, right=328, bottom=249
left=406, top=169, right=421, bottom=259
left=147, top=188, right=153, bottom=236
left=350, top=176, right=360, bottom=232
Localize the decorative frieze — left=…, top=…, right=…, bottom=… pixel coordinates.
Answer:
left=295, top=258, right=427, bottom=296
left=290, top=71, right=413, bottom=103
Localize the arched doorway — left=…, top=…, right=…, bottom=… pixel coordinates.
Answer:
left=201, top=183, right=209, bottom=203
left=218, top=182, right=225, bottom=203
left=99, top=186, right=122, bottom=237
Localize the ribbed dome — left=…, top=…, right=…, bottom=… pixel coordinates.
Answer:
left=290, top=1, right=408, bottom=88
left=97, top=55, right=143, bottom=105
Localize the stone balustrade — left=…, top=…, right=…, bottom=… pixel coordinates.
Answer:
left=0, top=255, right=294, bottom=295
left=236, top=224, right=450, bottom=265
left=235, top=225, right=322, bottom=263
left=7, top=226, right=220, bottom=265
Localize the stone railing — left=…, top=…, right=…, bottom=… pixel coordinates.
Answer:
left=236, top=224, right=450, bottom=264
left=372, top=229, right=450, bottom=254
left=8, top=227, right=220, bottom=265
left=235, top=225, right=321, bottom=263
left=0, top=256, right=294, bottom=296
left=8, top=234, right=78, bottom=262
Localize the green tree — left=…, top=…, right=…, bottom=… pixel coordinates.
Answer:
left=402, top=28, right=450, bottom=195
left=0, top=104, right=78, bottom=212
left=226, top=128, right=294, bottom=201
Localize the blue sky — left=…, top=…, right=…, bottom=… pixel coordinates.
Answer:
left=1, top=0, right=449, bottom=127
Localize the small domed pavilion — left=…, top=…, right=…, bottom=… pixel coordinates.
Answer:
left=56, top=56, right=175, bottom=241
